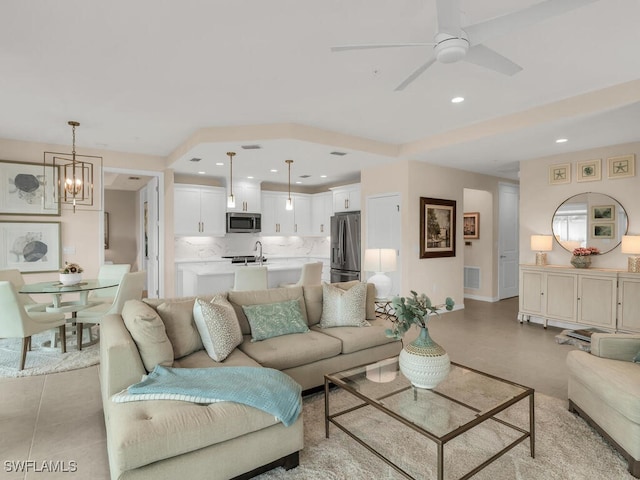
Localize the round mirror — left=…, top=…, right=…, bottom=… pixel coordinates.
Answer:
left=552, top=192, right=628, bottom=254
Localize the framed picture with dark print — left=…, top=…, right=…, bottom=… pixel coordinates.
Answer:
left=0, top=221, right=61, bottom=272
left=420, top=197, right=456, bottom=258
left=0, top=159, right=60, bottom=215
left=607, top=154, right=635, bottom=179
left=576, top=158, right=601, bottom=182
left=591, top=205, right=615, bottom=221
left=592, top=223, right=615, bottom=239
left=463, top=212, right=480, bottom=239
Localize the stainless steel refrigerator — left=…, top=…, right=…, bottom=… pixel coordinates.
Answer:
left=330, top=212, right=361, bottom=283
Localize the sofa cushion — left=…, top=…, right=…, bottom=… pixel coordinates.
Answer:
left=238, top=331, right=342, bottom=370
left=567, top=350, right=640, bottom=424
left=312, top=318, right=399, bottom=354
left=121, top=300, right=174, bottom=372
left=193, top=296, right=243, bottom=362
left=304, top=281, right=376, bottom=326
left=242, top=299, right=310, bottom=342
left=156, top=299, right=204, bottom=359
left=319, top=282, right=369, bottom=328
left=172, top=348, right=261, bottom=369
left=228, top=286, right=308, bottom=335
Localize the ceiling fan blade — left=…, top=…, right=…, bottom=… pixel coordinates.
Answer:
left=436, top=0, right=462, bottom=37
left=331, top=43, right=433, bottom=52
left=465, top=0, right=601, bottom=46
left=464, top=45, right=522, bottom=76
left=394, top=57, right=437, bottom=91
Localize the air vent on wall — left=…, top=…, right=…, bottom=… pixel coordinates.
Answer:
left=299, top=175, right=311, bottom=178
left=464, top=267, right=481, bottom=290
left=189, top=157, right=201, bottom=162
left=241, top=144, right=262, bottom=150
left=330, top=151, right=347, bottom=156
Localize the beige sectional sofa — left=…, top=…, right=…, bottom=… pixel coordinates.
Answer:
left=100, top=282, right=402, bottom=480
left=566, top=333, right=640, bottom=478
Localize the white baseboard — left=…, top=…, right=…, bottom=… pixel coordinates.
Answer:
left=464, top=294, right=500, bottom=303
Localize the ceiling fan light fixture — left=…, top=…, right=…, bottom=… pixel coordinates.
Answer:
left=434, top=34, right=469, bottom=64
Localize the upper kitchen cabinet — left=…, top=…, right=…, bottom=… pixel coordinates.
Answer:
left=331, top=183, right=361, bottom=213
left=226, top=181, right=261, bottom=213
left=174, top=184, right=226, bottom=236
left=261, top=192, right=316, bottom=235
left=311, top=191, right=333, bottom=235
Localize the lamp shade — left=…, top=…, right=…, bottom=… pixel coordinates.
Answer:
left=363, top=249, right=397, bottom=273
left=530, top=235, right=553, bottom=252
left=621, top=235, right=640, bottom=254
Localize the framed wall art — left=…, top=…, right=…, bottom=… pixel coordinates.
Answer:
left=576, top=159, right=601, bottom=182
left=591, top=205, right=615, bottom=221
left=549, top=163, right=571, bottom=185
left=463, top=212, right=480, bottom=239
left=607, top=154, right=635, bottom=179
left=592, top=223, right=615, bottom=239
left=0, top=159, right=59, bottom=215
left=104, top=212, right=110, bottom=249
left=0, top=221, right=61, bottom=273
left=420, top=197, right=456, bottom=259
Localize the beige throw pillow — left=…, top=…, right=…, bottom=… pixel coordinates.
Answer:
left=319, top=282, right=370, bottom=328
left=121, top=300, right=174, bottom=372
left=193, top=296, right=243, bottom=362
left=156, top=300, right=204, bottom=359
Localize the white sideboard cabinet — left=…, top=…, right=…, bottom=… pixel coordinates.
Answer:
left=518, top=265, right=623, bottom=331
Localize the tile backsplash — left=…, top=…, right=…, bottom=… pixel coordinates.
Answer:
left=175, top=235, right=330, bottom=261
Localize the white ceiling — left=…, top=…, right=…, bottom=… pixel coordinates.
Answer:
left=1, top=0, right=640, bottom=187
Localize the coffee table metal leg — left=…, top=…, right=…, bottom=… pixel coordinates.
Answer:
left=324, top=378, right=330, bottom=438
left=437, top=443, right=444, bottom=480
left=530, top=392, right=536, bottom=458
left=77, top=321, right=83, bottom=351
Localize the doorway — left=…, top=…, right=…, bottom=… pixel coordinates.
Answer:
left=366, top=193, right=402, bottom=297
left=103, top=168, right=164, bottom=298
left=498, top=183, right=520, bottom=299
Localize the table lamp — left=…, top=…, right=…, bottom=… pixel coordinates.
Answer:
left=363, top=248, right=397, bottom=299
left=530, top=235, right=553, bottom=266
left=621, top=235, right=640, bottom=273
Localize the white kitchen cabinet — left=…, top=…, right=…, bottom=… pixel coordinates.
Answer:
left=174, top=185, right=226, bottom=236
left=261, top=192, right=294, bottom=235
left=331, top=183, right=361, bottom=212
left=617, top=274, right=640, bottom=333
left=227, top=181, right=261, bottom=213
left=292, top=194, right=312, bottom=235
left=311, top=192, right=333, bottom=235
left=518, top=265, right=618, bottom=330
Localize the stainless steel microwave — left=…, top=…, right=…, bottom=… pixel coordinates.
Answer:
left=226, top=212, right=261, bottom=233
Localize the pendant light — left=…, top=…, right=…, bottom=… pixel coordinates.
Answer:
left=227, top=152, right=236, bottom=208
left=285, top=159, right=294, bottom=211
left=43, top=121, right=102, bottom=213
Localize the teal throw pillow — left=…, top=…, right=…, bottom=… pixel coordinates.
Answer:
left=633, top=350, right=640, bottom=364
left=242, top=299, right=309, bottom=342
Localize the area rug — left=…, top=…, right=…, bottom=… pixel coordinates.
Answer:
left=256, top=388, right=633, bottom=480
left=0, top=329, right=99, bottom=378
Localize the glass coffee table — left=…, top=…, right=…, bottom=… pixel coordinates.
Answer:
left=324, top=357, right=534, bottom=480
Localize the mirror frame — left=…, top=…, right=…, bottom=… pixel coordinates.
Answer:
left=551, top=192, right=628, bottom=254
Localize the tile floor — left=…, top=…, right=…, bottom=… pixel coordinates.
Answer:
left=0, top=297, right=578, bottom=479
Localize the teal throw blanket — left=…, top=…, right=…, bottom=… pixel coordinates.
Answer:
left=128, top=365, right=302, bottom=427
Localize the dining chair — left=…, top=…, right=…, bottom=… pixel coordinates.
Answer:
left=0, top=269, right=50, bottom=312
left=280, top=262, right=323, bottom=288
left=75, top=271, right=146, bottom=350
left=233, top=266, right=268, bottom=291
left=88, top=264, right=131, bottom=303
left=0, top=281, right=67, bottom=370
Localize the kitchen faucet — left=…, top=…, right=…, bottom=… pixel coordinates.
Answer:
left=254, top=240, right=263, bottom=266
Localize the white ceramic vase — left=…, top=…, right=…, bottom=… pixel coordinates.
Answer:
left=399, top=327, right=450, bottom=389
left=59, top=273, right=82, bottom=286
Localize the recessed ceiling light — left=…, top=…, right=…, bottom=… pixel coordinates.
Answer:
left=247, top=176, right=254, bottom=179
left=295, top=181, right=302, bottom=184
left=270, top=169, right=278, bottom=173
left=451, top=96, right=464, bottom=103
left=215, top=162, right=224, bottom=166
left=197, top=171, right=206, bottom=175
left=320, top=175, right=327, bottom=178
left=556, top=138, right=568, bottom=143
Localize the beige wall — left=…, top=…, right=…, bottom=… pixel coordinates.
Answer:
left=104, top=190, right=138, bottom=268
left=463, top=188, right=494, bottom=300
left=0, top=137, right=171, bottom=290
left=362, top=159, right=514, bottom=307
left=520, top=141, right=640, bottom=270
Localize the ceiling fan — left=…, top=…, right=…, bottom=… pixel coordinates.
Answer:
left=331, top=0, right=600, bottom=91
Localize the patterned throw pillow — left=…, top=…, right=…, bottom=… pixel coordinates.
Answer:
left=319, top=282, right=370, bottom=328
left=193, top=296, right=243, bottom=362
left=242, top=299, right=310, bottom=342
